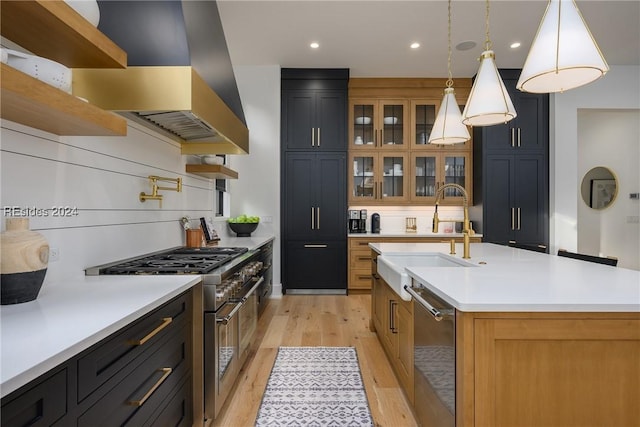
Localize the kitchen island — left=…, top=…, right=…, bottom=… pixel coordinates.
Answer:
left=369, top=242, right=640, bottom=427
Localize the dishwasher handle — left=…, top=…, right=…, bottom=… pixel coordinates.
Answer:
left=404, top=285, right=444, bottom=321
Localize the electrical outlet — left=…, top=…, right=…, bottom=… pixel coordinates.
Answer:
left=262, top=216, right=273, bottom=223
left=50, top=247, right=60, bottom=262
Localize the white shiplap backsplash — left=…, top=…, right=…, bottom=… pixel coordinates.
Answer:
left=1, top=118, right=216, bottom=288
left=350, top=205, right=465, bottom=234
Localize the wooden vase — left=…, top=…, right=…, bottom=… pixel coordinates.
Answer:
left=1, top=218, right=49, bottom=304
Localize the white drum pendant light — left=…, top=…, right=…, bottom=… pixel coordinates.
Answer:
left=462, top=0, right=516, bottom=127
left=429, top=0, right=470, bottom=145
left=517, top=0, right=609, bottom=93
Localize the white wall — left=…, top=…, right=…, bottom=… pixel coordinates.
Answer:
left=551, top=65, right=640, bottom=268
left=577, top=110, right=640, bottom=269
left=1, top=119, right=215, bottom=287
left=228, top=65, right=282, bottom=287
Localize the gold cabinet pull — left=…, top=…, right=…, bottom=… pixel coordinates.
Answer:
left=517, top=128, right=521, bottom=147
left=357, top=256, right=371, bottom=261
left=511, top=128, right=515, bottom=147
left=316, top=207, right=320, bottom=229
left=311, top=207, right=315, bottom=230
left=128, top=367, right=172, bottom=407
left=517, top=207, right=521, bottom=230
left=129, top=317, right=172, bottom=346
left=311, top=127, right=315, bottom=147
left=304, top=244, right=328, bottom=248
left=511, top=207, right=515, bottom=230
left=317, top=128, right=320, bottom=147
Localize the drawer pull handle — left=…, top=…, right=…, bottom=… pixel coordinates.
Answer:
left=128, top=367, right=172, bottom=407
left=357, top=275, right=371, bottom=280
left=129, top=317, right=172, bottom=346
left=357, top=256, right=371, bottom=261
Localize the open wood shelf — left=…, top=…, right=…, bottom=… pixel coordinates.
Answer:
left=1, top=64, right=127, bottom=136
left=0, top=0, right=127, bottom=69
left=185, top=164, right=239, bottom=179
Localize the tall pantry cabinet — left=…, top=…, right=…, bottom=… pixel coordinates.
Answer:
left=281, top=69, right=349, bottom=293
left=473, top=69, right=550, bottom=250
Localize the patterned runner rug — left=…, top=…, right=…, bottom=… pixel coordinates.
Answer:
left=255, top=346, right=374, bottom=426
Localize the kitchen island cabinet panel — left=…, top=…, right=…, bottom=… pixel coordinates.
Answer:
left=462, top=314, right=640, bottom=427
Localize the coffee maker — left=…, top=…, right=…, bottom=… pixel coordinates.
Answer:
left=348, top=209, right=367, bottom=233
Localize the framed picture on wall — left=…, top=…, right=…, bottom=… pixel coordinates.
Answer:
left=590, top=179, right=616, bottom=209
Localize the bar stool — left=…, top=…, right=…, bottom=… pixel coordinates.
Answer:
left=557, top=249, right=618, bottom=266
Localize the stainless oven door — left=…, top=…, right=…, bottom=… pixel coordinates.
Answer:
left=238, top=277, right=263, bottom=364
left=404, top=284, right=455, bottom=427
left=204, top=301, right=240, bottom=421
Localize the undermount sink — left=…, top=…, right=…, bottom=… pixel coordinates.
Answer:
left=377, top=253, right=476, bottom=301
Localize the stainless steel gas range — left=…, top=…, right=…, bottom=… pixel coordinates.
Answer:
left=86, top=243, right=272, bottom=423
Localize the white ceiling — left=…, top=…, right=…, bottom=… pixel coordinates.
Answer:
left=217, top=0, right=640, bottom=78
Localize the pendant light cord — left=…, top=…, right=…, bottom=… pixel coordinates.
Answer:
left=446, top=0, right=453, bottom=88
left=484, top=0, right=492, bottom=51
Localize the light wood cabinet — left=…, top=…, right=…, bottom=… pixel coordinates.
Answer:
left=410, top=152, right=471, bottom=203
left=457, top=312, right=640, bottom=427
left=371, top=255, right=414, bottom=404
left=0, top=0, right=128, bottom=137
left=348, top=79, right=473, bottom=206
left=349, top=151, right=410, bottom=203
left=349, top=99, right=409, bottom=150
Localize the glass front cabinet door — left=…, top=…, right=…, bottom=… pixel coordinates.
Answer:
left=350, top=99, right=408, bottom=150
left=410, top=152, right=471, bottom=203
left=350, top=152, right=409, bottom=203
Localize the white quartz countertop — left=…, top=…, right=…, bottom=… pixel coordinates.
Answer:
left=349, top=232, right=482, bottom=238
left=0, top=275, right=201, bottom=398
left=370, top=242, right=640, bottom=312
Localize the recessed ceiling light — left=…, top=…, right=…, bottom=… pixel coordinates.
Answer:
left=510, top=42, right=522, bottom=49
left=310, top=42, right=319, bottom=49
left=410, top=42, right=420, bottom=49
left=456, top=40, right=477, bottom=51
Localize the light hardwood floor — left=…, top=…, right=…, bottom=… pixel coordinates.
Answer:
left=212, top=294, right=418, bottom=427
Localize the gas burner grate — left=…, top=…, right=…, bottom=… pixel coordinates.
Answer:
left=99, top=246, right=248, bottom=275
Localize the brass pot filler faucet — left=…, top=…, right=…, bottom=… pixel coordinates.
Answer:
left=140, top=175, right=182, bottom=208
left=432, top=183, right=474, bottom=259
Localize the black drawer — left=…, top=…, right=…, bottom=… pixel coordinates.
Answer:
left=142, top=376, right=192, bottom=427
left=77, top=323, right=190, bottom=426
left=1, top=369, right=67, bottom=427
left=77, top=293, right=189, bottom=402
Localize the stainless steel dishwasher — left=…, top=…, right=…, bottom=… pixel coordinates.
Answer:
left=404, top=282, right=455, bottom=427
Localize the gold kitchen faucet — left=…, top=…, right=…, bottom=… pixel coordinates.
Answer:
left=432, top=183, right=474, bottom=259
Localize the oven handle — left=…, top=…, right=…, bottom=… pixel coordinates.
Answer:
left=217, top=277, right=265, bottom=325
left=404, top=285, right=444, bottom=321
left=242, top=276, right=264, bottom=303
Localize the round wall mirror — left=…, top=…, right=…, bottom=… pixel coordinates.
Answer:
left=580, top=166, right=618, bottom=210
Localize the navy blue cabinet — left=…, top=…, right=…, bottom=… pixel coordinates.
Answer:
left=281, top=69, right=349, bottom=293
left=474, top=69, right=549, bottom=250
left=283, top=90, right=347, bottom=151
